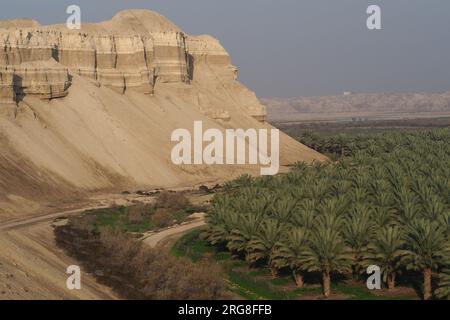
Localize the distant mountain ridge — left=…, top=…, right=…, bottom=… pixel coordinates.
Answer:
left=263, top=91, right=450, bottom=122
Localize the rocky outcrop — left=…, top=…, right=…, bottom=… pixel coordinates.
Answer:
left=0, top=67, right=15, bottom=104
left=13, top=59, right=71, bottom=100
left=0, top=60, right=70, bottom=102
left=0, top=10, right=266, bottom=121
left=187, top=35, right=236, bottom=74
left=153, top=32, right=190, bottom=83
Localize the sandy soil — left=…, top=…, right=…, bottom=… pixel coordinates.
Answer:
left=0, top=191, right=160, bottom=300
left=0, top=189, right=210, bottom=300
left=0, top=223, right=117, bottom=300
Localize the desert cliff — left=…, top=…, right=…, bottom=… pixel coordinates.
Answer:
left=0, top=10, right=326, bottom=219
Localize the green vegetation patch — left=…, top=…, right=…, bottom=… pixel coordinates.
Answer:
left=80, top=191, right=206, bottom=234
left=200, top=128, right=450, bottom=300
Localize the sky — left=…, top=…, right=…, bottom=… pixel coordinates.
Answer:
left=1, top=0, right=450, bottom=98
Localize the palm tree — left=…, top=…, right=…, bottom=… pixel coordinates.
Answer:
left=272, top=228, right=310, bottom=288
left=343, top=206, right=376, bottom=277
left=299, top=215, right=352, bottom=298
left=223, top=174, right=253, bottom=192
left=330, top=180, right=351, bottom=198
left=306, top=179, right=330, bottom=200
left=435, top=268, right=450, bottom=300
left=290, top=199, right=317, bottom=229
left=205, top=204, right=239, bottom=246
left=372, top=205, right=394, bottom=228
left=318, top=198, right=345, bottom=218
left=204, top=128, right=450, bottom=300
left=351, top=169, right=371, bottom=190
left=227, top=213, right=262, bottom=255
left=348, top=187, right=369, bottom=205
left=372, top=190, right=392, bottom=209
left=405, top=219, right=449, bottom=300
left=365, top=226, right=409, bottom=289
left=270, top=198, right=295, bottom=223
left=421, top=195, right=447, bottom=225
left=393, top=188, right=420, bottom=226
left=246, top=219, right=284, bottom=278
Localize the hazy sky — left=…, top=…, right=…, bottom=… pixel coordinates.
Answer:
left=1, top=0, right=450, bottom=98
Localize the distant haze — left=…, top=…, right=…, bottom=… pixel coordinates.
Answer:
left=1, top=0, right=450, bottom=98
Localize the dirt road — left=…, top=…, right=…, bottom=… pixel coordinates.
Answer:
left=0, top=191, right=208, bottom=300
left=0, top=192, right=156, bottom=300
left=0, top=192, right=159, bottom=231
left=143, top=219, right=206, bottom=248
left=0, top=206, right=107, bottom=231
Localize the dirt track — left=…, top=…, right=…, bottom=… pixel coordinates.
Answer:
left=0, top=193, right=158, bottom=300
left=0, top=191, right=210, bottom=300
left=0, top=206, right=108, bottom=232
left=143, top=219, right=206, bottom=248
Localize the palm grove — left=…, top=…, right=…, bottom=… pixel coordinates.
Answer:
left=203, top=129, right=450, bottom=299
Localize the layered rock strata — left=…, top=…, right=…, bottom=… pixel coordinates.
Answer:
left=0, top=10, right=266, bottom=120
left=0, top=67, right=15, bottom=104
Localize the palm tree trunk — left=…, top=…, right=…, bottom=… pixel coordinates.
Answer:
left=352, top=254, right=362, bottom=279
left=387, top=273, right=396, bottom=290
left=270, top=267, right=278, bottom=279
left=293, top=270, right=304, bottom=288
left=423, top=268, right=432, bottom=300
left=322, top=271, right=331, bottom=298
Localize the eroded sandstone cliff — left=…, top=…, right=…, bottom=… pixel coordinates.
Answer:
left=0, top=10, right=326, bottom=219
left=0, top=11, right=238, bottom=107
